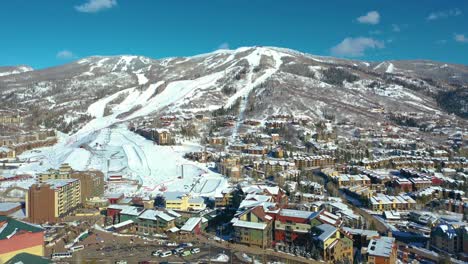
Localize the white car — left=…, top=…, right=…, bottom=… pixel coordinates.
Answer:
left=160, top=251, right=172, bottom=258
left=152, top=250, right=163, bottom=256
left=191, top=248, right=201, bottom=254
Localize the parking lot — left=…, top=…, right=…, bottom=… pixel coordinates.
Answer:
left=46, top=227, right=316, bottom=263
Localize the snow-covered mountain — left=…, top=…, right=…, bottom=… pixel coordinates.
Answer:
left=3, top=46, right=467, bottom=197
left=0, top=65, right=33, bottom=77
left=1, top=46, right=467, bottom=133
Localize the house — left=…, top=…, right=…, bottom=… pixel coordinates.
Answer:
left=366, top=236, right=397, bottom=264
left=0, top=216, right=45, bottom=263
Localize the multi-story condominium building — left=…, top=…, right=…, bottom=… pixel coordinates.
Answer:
left=292, top=154, right=335, bottom=169
left=253, top=159, right=296, bottom=178
left=275, top=209, right=316, bottom=245
left=394, top=178, right=413, bottom=192
left=0, top=216, right=44, bottom=263
left=214, top=188, right=235, bottom=208
left=409, top=177, right=432, bottom=191
left=431, top=224, right=466, bottom=256
left=153, top=129, right=173, bottom=145
left=26, top=179, right=81, bottom=223
left=136, top=209, right=176, bottom=235
left=216, top=156, right=241, bottom=179
left=331, top=174, right=371, bottom=188
left=312, top=224, right=353, bottom=263
left=38, top=163, right=104, bottom=202
left=232, top=206, right=273, bottom=249
left=163, top=192, right=206, bottom=211
left=367, top=236, right=397, bottom=264
left=37, top=163, right=73, bottom=182
left=369, top=193, right=416, bottom=212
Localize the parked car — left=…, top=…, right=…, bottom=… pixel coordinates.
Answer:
left=191, top=248, right=201, bottom=254
left=152, top=250, right=163, bottom=256
left=160, top=251, right=172, bottom=258
left=172, top=247, right=184, bottom=254
left=180, top=242, right=193, bottom=248
left=181, top=250, right=192, bottom=257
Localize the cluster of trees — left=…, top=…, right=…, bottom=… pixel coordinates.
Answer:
left=436, top=88, right=468, bottom=118
left=321, top=67, right=359, bottom=85
left=282, top=62, right=316, bottom=79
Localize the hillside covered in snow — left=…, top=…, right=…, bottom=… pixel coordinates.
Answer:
left=1, top=46, right=467, bottom=198
left=0, top=46, right=467, bottom=134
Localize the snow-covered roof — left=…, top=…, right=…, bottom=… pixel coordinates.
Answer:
left=168, top=227, right=179, bottom=233
left=180, top=217, right=202, bottom=232
left=315, top=224, right=337, bottom=242
left=113, top=219, right=134, bottom=229
left=232, top=219, right=267, bottom=230
left=164, top=191, right=187, bottom=201
left=342, top=227, right=379, bottom=237
left=0, top=202, right=21, bottom=212
left=165, top=209, right=181, bottom=218
left=43, top=179, right=78, bottom=189
left=368, top=236, right=395, bottom=258
left=279, top=209, right=315, bottom=219
left=139, top=210, right=175, bottom=222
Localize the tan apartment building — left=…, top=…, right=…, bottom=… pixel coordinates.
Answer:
left=26, top=179, right=81, bottom=223
left=38, top=163, right=104, bottom=201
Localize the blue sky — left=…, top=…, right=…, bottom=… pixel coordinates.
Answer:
left=1, top=0, right=467, bottom=69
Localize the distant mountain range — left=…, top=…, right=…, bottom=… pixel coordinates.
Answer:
left=0, top=46, right=467, bottom=134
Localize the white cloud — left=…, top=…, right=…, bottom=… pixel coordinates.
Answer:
left=331, top=37, right=384, bottom=57
left=357, top=11, right=380, bottom=25
left=392, top=24, right=401, bottom=32
left=75, top=0, right=117, bottom=13
left=218, top=42, right=230, bottom=50
left=427, top=8, right=462, bottom=21
left=454, top=34, right=468, bottom=43
left=56, top=50, right=76, bottom=59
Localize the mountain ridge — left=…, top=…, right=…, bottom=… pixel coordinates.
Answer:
left=0, top=46, right=466, bottom=136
